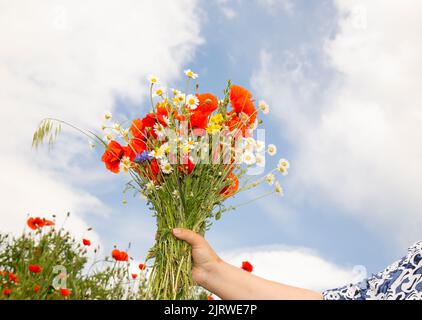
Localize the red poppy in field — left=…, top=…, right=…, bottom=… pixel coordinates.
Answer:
left=34, top=284, right=41, bottom=293
left=112, top=249, right=129, bottom=262
left=27, top=217, right=55, bottom=230
left=101, top=140, right=125, bottom=173
left=60, top=288, right=71, bottom=297
left=82, top=239, right=91, bottom=246
left=241, top=261, right=253, bottom=273
left=138, top=263, right=147, bottom=271
left=8, top=272, right=18, bottom=283
left=29, top=264, right=42, bottom=273
left=220, top=172, right=239, bottom=198
left=207, top=296, right=214, bottom=300
left=131, top=273, right=138, bottom=279
left=3, top=288, right=11, bottom=296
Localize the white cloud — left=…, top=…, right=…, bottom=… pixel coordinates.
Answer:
left=0, top=0, right=202, bottom=236
left=256, top=0, right=294, bottom=14
left=221, top=244, right=363, bottom=292
left=252, top=1, right=422, bottom=247
left=215, top=0, right=293, bottom=19
left=221, top=6, right=238, bottom=19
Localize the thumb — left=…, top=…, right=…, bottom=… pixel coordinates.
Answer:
left=173, top=228, right=205, bottom=248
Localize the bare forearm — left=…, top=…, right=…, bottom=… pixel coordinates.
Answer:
left=201, top=260, right=323, bottom=300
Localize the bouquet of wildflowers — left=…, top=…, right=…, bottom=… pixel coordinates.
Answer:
left=33, top=69, right=289, bottom=299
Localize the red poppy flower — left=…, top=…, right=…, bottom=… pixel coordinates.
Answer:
left=156, top=103, right=171, bottom=127
left=220, top=172, right=239, bottom=198
left=226, top=113, right=251, bottom=137
left=178, top=156, right=195, bottom=174
left=101, top=140, right=125, bottom=173
left=227, top=85, right=257, bottom=136
left=189, top=93, right=218, bottom=130
left=229, top=85, right=255, bottom=116
left=60, top=288, right=71, bottom=297
left=82, top=239, right=91, bottom=246
left=138, top=263, right=147, bottom=271
left=8, top=272, right=18, bottom=283
left=112, top=249, right=129, bottom=262
left=130, top=118, right=145, bottom=139
left=241, top=261, right=253, bottom=273
left=27, top=217, right=55, bottom=230
left=124, top=138, right=146, bottom=161
left=141, top=113, right=159, bottom=139
left=131, top=273, right=138, bottom=279
left=44, top=219, right=54, bottom=226
left=142, top=113, right=158, bottom=129
left=29, top=264, right=42, bottom=273
left=27, top=217, right=43, bottom=230
left=144, top=158, right=160, bottom=183
left=34, top=284, right=41, bottom=293
left=3, top=288, right=11, bottom=296
left=207, top=296, right=214, bottom=300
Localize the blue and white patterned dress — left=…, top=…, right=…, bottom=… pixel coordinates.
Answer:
left=323, top=241, right=422, bottom=300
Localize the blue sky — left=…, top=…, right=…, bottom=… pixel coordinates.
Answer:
left=2, top=0, right=421, bottom=291
left=84, top=0, right=394, bottom=275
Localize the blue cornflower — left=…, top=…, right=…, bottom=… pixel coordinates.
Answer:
left=134, top=151, right=153, bottom=163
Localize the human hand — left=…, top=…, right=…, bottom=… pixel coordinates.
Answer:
left=172, top=228, right=222, bottom=287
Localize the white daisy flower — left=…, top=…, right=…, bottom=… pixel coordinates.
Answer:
left=103, top=111, right=112, bottom=121
left=244, top=137, right=256, bottom=151
left=242, top=152, right=256, bottom=165
left=171, top=88, right=179, bottom=95
left=148, top=75, right=159, bottom=84
left=255, top=140, right=265, bottom=152
left=258, top=100, right=270, bottom=115
left=150, top=145, right=167, bottom=160
left=160, top=160, right=173, bottom=174
left=120, top=156, right=132, bottom=173
left=186, top=94, right=199, bottom=110
left=278, top=158, right=290, bottom=169
left=275, top=182, right=284, bottom=196
left=255, top=154, right=265, bottom=167
left=267, top=144, right=277, bottom=156
left=154, top=87, right=166, bottom=96
left=180, top=139, right=195, bottom=155
left=174, top=92, right=186, bottom=104
left=159, top=142, right=171, bottom=156
left=265, top=173, right=275, bottom=185
left=184, top=69, right=198, bottom=79
left=162, top=115, right=171, bottom=126
left=153, top=123, right=166, bottom=140
left=277, top=163, right=288, bottom=176
left=101, top=124, right=107, bottom=131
